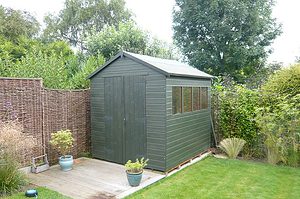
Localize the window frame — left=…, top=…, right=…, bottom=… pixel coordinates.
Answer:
left=172, top=86, right=182, bottom=114
left=171, top=86, right=209, bottom=115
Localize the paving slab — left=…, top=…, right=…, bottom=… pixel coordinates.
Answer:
left=28, top=158, right=165, bottom=199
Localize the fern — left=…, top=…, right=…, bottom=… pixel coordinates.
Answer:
left=219, top=138, right=246, bottom=159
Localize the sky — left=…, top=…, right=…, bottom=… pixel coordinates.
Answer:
left=0, top=0, right=299, bottom=66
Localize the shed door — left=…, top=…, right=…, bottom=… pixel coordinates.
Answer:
left=104, top=76, right=146, bottom=164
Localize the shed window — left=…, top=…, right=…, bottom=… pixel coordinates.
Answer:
left=193, top=87, right=200, bottom=111
left=200, top=87, right=208, bottom=109
left=172, top=87, right=182, bottom=114
left=183, top=87, right=192, bottom=112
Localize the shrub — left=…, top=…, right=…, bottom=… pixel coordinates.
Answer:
left=50, top=129, right=74, bottom=158
left=219, top=138, right=246, bottom=159
left=256, top=64, right=300, bottom=165
left=0, top=121, right=35, bottom=196
left=0, top=155, right=27, bottom=196
left=215, top=83, right=262, bottom=158
left=0, top=121, right=35, bottom=162
left=125, top=158, right=148, bottom=174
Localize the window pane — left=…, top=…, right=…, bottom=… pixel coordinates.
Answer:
left=183, top=87, right=192, bottom=112
left=193, top=87, right=200, bottom=111
left=200, top=87, right=208, bottom=109
left=172, top=87, right=182, bottom=114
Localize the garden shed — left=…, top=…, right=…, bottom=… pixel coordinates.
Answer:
left=88, top=51, right=213, bottom=171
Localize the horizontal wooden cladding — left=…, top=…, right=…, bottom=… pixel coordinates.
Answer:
left=166, top=77, right=211, bottom=87
left=167, top=110, right=210, bottom=124
left=167, top=131, right=210, bottom=154
left=98, top=58, right=153, bottom=76
left=166, top=95, right=211, bottom=170
left=166, top=140, right=210, bottom=169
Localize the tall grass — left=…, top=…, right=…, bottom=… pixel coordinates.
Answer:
left=0, top=121, right=35, bottom=196
left=0, top=155, right=27, bottom=196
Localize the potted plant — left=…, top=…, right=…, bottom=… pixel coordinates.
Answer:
left=125, top=158, right=148, bottom=187
left=50, top=129, right=74, bottom=171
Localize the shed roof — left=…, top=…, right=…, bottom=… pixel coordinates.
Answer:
left=88, top=51, right=213, bottom=79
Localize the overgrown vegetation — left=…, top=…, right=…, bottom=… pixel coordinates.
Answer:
left=214, top=82, right=262, bottom=158
left=256, top=64, right=300, bottom=166
left=0, top=2, right=179, bottom=89
left=215, top=64, right=300, bottom=167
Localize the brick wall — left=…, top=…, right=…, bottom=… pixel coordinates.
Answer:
left=0, top=78, right=90, bottom=166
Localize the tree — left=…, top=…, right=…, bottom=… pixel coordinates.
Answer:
left=0, top=6, right=40, bottom=42
left=42, top=0, right=131, bottom=50
left=87, top=22, right=180, bottom=60
left=173, top=0, right=282, bottom=82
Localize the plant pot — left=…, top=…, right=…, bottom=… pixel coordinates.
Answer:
left=59, top=155, right=73, bottom=171
left=126, top=171, right=143, bottom=187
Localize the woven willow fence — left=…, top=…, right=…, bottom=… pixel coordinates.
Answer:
left=0, top=78, right=91, bottom=166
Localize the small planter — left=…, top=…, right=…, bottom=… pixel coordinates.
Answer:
left=126, top=171, right=143, bottom=187
left=59, top=155, right=73, bottom=171
left=31, top=154, right=50, bottom=174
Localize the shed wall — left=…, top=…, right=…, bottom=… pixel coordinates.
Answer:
left=91, top=57, right=166, bottom=171
left=166, top=77, right=211, bottom=170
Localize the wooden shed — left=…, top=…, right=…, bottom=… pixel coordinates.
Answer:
left=88, top=51, right=213, bottom=171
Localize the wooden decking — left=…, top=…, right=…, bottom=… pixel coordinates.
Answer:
left=28, top=158, right=164, bottom=199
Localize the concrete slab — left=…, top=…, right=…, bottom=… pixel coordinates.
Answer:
left=28, top=158, right=165, bottom=199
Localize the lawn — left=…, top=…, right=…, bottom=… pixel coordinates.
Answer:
left=128, top=157, right=300, bottom=199
left=3, top=187, right=71, bottom=199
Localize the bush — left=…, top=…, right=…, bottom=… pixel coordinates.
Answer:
left=219, top=138, right=246, bottom=159
left=0, top=47, right=104, bottom=89
left=256, top=64, right=300, bottom=166
left=0, top=121, right=35, bottom=196
left=0, top=156, right=27, bottom=196
left=215, top=83, right=262, bottom=158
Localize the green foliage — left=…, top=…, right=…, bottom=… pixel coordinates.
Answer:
left=216, top=83, right=262, bottom=157
left=68, top=54, right=105, bottom=89
left=43, top=0, right=131, bottom=50
left=50, top=130, right=74, bottom=157
left=87, top=22, right=180, bottom=61
left=263, top=64, right=300, bottom=97
left=87, top=22, right=147, bottom=60
left=0, top=6, right=40, bottom=42
left=255, top=64, right=300, bottom=165
left=0, top=156, right=27, bottom=196
left=4, top=49, right=69, bottom=89
left=219, top=138, right=246, bottom=159
left=125, top=158, right=148, bottom=174
left=173, top=0, right=282, bottom=82
left=0, top=43, right=103, bottom=89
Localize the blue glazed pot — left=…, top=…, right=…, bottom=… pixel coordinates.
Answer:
left=126, top=171, right=143, bottom=187
left=59, top=155, right=73, bottom=171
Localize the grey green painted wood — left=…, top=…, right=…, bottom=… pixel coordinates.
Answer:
left=91, top=57, right=166, bottom=171
left=90, top=52, right=212, bottom=171
left=124, top=75, right=146, bottom=162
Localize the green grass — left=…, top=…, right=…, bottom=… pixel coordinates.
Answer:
left=3, top=187, right=71, bottom=199
left=128, top=157, right=300, bottom=199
